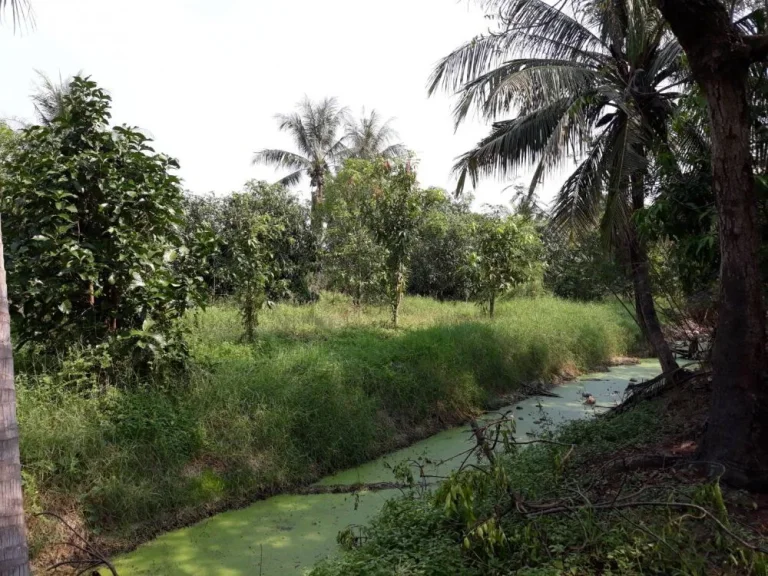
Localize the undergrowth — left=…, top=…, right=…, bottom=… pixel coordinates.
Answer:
left=17, top=294, right=638, bottom=561
left=310, top=401, right=768, bottom=576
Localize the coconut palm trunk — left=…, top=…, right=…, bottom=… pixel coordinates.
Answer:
left=628, top=230, right=677, bottom=373
left=630, top=175, right=678, bottom=374
left=311, top=172, right=326, bottom=234
left=0, top=217, right=30, bottom=575
left=1, top=2, right=32, bottom=572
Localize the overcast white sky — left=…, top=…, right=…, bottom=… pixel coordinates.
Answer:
left=0, top=0, right=569, bottom=210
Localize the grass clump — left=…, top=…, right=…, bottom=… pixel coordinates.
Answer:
left=18, top=294, right=639, bottom=558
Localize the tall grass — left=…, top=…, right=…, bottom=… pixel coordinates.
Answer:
left=18, top=295, right=639, bottom=556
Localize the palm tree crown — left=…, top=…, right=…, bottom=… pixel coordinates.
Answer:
left=31, top=71, right=81, bottom=125
left=344, top=109, right=408, bottom=160
left=429, top=0, right=684, bottom=235
left=253, top=97, right=349, bottom=212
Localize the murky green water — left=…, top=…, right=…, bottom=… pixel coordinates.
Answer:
left=114, top=360, right=660, bottom=576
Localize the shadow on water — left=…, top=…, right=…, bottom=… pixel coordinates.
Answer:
left=114, top=360, right=661, bottom=576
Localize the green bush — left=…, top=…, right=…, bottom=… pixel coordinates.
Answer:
left=1, top=77, right=209, bottom=356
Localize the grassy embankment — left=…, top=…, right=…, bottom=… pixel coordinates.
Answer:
left=17, top=294, right=639, bottom=561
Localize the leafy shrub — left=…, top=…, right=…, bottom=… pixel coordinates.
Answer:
left=184, top=183, right=318, bottom=303
left=470, top=214, right=543, bottom=317
left=1, top=77, right=209, bottom=374
left=543, top=229, right=629, bottom=302
left=409, top=193, right=476, bottom=301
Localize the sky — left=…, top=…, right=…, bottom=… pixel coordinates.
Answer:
left=0, top=0, right=570, bottom=210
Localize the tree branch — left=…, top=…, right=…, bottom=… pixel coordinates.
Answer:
left=744, top=33, right=768, bottom=62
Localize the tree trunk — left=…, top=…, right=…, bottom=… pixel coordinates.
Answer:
left=629, top=175, right=678, bottom=375
left=634, top=290, right=650, bottom=348
left=657, top=0, right=768, bottom=489
left=628, top=233, right=678, bottom=374
left=0, top=217, right=30, bottom=575
left=489, top=291, right=496, bottom=319
left=311, top=174, right=325, bottom=235
left=391, top=267, right=404, bottom=329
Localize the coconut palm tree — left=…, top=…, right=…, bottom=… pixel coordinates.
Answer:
left=253, top=97, right=349, bottom=226
left=30, top=70, right=81, bottom=125
left=429, top=0, right=683, bottom=374
left=344, top=109, right=408, bottom=160
left=0, top=2, right=31, bottom=573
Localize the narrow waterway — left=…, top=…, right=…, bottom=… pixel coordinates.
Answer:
left=114, top=360, right=661, bottom=576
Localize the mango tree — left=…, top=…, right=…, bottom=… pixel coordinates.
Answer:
left=1, top=78, right=208, bottom=362
left=221, top=192, right=280, bottom=342
left=471, top=215, right=542, bottom=318
left=323, top=166, right=387, bottom=306
left=655, top=0, right=768, bottom=488
left=349, top=159, right=432, bottom=327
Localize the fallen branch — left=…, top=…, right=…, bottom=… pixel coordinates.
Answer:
left=290, top=481, right=408, bottom=495
left=34, top=511, right=118, bottom=576
left=610, top=366, right=708, bottom=415
left=521, top=383, right=561, bottom=398
left=599, top=454, right=685, bottom=475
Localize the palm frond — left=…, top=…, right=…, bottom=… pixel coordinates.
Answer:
left=258, top=97, right=348, bottom=191
left=590, top=0, right=629, bottom=48
left=303, top=97, right=350, bottom=160
left=550, top=127, right=613, bottom=233
left=327, top=136, right=350, bottom=164
left=252, top=149, right=310, bottom=170
left=484, top=0, right=606, bottom=58
left=430, top=0, right=606, bottom=97
left=528, top=91, right=606, bottom=194
left=30, top=70, right=83, bottom=125
left=276, top=169, right=305, bottom=188
left=380, top=143, right=409, bottom=159
left=647, top=40, right=685, bottom=85
left=0, top=0, right=33, bottom=28
left=452, top=96, right=576, bottom=194
left=624, top=0, right=667, bottom=67
left=275, top=111, right=313, bottom=158
left=598, top=116, right=649, bottom=246
left=671, top=117, right=710, bottom=164
left=428, top=33, right=519, bottom=97
left=343, top=108, right=406, bottom=160
left=453, top=58, right=601, bottom=125
left=439, top=0, right=682, bottom=220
